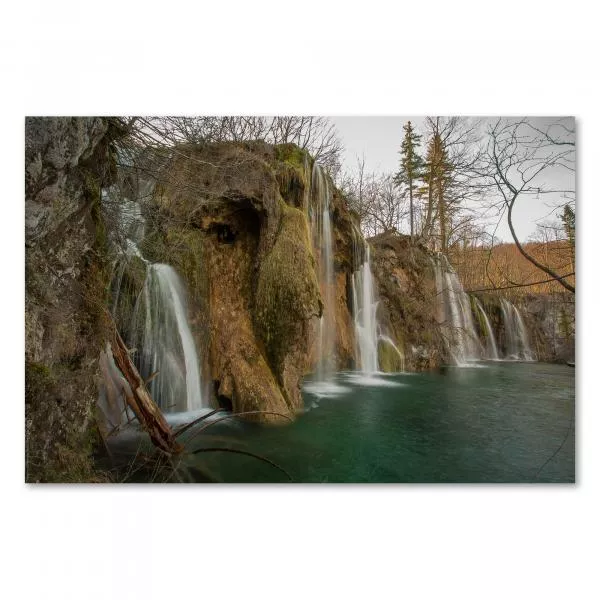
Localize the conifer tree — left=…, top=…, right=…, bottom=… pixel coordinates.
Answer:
left=419, top=127, right=451, bottom=251
left=394, top=121, right=423, bottom=240
left=561, top=204, right=575, bottom=270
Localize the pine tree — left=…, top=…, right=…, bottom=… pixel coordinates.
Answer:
left=561, top=204, right=575, bottom=270
left=394, top=121, right=423, bottom=240
left=419, top=128, right=451, bottom=251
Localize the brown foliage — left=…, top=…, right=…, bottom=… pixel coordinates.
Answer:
left=450, top=240, right=575, bottom=298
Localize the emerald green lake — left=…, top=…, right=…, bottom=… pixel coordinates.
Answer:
left=167, top=361, right=575, bottom=483
left=107, top=362, right=575, bottom=483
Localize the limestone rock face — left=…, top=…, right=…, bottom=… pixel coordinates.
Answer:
left=137, top=142, right=453, bottom=422
left=369, top=232, right=445, bottom=371
left=477, top=292, right=575, bottom=363
left=25, top=117, right=115, bottom=481
left=523, top=293, right=575, bottom=363
left=144, top=143, right=325, bottom=422
left=521, top=293, right=575, bottom=362
left=25, top=117, right=109, bottom=242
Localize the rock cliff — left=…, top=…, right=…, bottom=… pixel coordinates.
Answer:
left=136, top=142, right=325, bottom=421
left=25, top=117, right=121, bottom=481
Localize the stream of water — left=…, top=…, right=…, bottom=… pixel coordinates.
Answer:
left=104, top=188, right=205, bottom=415
left=310, top=164, right=336, bottom=382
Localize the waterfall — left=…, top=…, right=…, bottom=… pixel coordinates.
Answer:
left=130, top=264, right=203, bottom=412
left=350, top=225, right=405, bottom=374
left=500, top=298, right=534, bottom=361
left=105, top=186, right=205, bottom=414
left=473, top=297, right=499, bottom=360
left=310, top=164, right=336, bottom=380
left=433, top=254, right=482, bottom=365
left=351, top=243, right=379, bottom=374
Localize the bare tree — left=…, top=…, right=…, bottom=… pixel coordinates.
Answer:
left=480, top=118, right=575, bottom=293
left=339, top=156, right=409, bottom=238
left=417, top=117, right=484, bottom=251
left=136, top=116, right=344, bottom=176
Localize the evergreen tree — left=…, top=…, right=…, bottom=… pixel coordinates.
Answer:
left=419, top=128, right=451, bottom=251
left=561, top=204, right=575, bottom=269
left=394, top=121, right=423, bottom=240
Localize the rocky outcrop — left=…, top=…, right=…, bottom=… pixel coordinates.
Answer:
left=25, top=117, right=119, bottom=481
left=522, top=293, right=575, bottom=363
left=369, top=232, right=445, bottom=370
left=135, top=142, right=325, bottom=421
left=473, top=291, right=575, bottom=363
left=124, top=143, right=448, bottom=414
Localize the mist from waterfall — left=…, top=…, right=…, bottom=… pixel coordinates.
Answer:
left=473, top=297, right=499, bottom=360
left=500, top=298, right=534, bottom=361
left=433, top=254, right=482, bottom=365
left=104, top=186, right=205, bottom=414
left=310, top=164, right=336, bottom=381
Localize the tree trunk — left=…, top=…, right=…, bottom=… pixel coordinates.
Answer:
left=409, top=179, right=414, bottom=241
left=438, top=183, right=447, bottom=253
left=423, top=166, right=434, bottom=240
left=110, top=329, right=183, bottom=455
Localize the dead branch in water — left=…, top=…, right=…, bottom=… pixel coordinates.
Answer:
left=110, top=328, right=182, bottom=455
left=190, top=447, right=293, bottom=481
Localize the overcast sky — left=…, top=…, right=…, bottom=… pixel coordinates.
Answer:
left=330, top=116, right=575, bottom=243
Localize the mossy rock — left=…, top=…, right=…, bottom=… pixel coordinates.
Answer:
left=164, top=228, right=207, bottom=299
left=378, top=338, right=405, bottom=373
left=274, top=143, right=312, bottom=169
left=111, top=254, right=147, bottom=336
left=26, top=361, right=56, bottom=404
left=254, top=201, right=322, bottom=368
left=274, top=145, right=312, bottom=209
left=138, top=229, right=169, bottom=264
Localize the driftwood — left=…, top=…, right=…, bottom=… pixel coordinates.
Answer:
left=110, top=328, right=182, bottom=455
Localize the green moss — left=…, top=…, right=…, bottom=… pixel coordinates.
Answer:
left=254, top=200, right=321, bottom=368
left=378, top=338, right=405, bottom=373
left=274, top=143, right=311, bottom=169
left=26, top=362, right=56, bottom=401
left=559, top=307, right=573, bottom=340
left=26, top=360, right=110, bottom=483
left=471, top=296, right=487, bottom=339
left=90, top=196, right=107, bottom=250
left=273, top=144, right=312, bottom=208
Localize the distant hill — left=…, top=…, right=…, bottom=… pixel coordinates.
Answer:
left=449, top=240, right=575, bottom=298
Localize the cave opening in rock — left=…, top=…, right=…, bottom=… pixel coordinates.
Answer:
left=213, top=380, right=233, bottom=411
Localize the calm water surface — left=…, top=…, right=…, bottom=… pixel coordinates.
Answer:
left=173, top=361, right=574, bottom=483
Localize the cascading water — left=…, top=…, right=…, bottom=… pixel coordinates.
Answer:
left=433, top=254, right=482, bottom=365
left=473, top=297, right=499, bottom=360
left=500, top=298, right=534, bottom=361
left=351, top=241, right=379, bottom=374
left=350, top=225, right=405, bottom=375
left=104, top=185, right=205, bottom=415
left=131, top=264, right=203, bottom=412
left=310, top=164, right=336, bottom=381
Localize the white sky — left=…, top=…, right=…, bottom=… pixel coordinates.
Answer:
left=331, top=116, right=575, bottom=243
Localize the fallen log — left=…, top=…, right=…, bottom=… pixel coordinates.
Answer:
left=110, top=328, right=182, bottom=455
